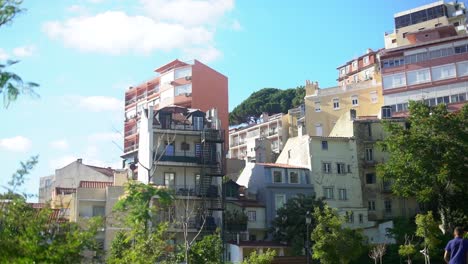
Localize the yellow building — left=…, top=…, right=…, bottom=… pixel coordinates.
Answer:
left=304, top=78, right=383, bottom=137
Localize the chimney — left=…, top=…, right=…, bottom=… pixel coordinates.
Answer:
left=77, top=158, right=82, bottom=164
left=366, top=48, right=373, bottom=54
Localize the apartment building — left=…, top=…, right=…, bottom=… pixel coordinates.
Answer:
left=123, top=59, right=228, bottom=163
left=380, top=33, right=468, bottom=117
left=303, top=48, right=383, bottom=137
left=136, top=105, right=225, bottom=242
left=384, top=1, right=467, bottom=49
left=236, top=163, right=314, bottom=230
left=228, top=113, right=287, bottom=161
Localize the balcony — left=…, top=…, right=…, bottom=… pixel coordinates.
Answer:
left=125, top=127, right=138, bottom=137
left=202, top=129, right=224, bottom=143
left=136, top=93, right=146, bottom=101
left=125, top=98, right=136, bottom=106
left=124, top=144, right=138, bottom=153
left=153, top=123, right=201, bottom=133
left=156, top=151, right=201, bottom=164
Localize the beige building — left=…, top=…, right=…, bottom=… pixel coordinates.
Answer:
left=384, top=1, right=467, bottom=49
left=304, top=79, right=383, bottom=137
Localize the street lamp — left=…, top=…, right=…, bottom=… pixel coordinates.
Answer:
left=305, top=211, right=312, bottom=264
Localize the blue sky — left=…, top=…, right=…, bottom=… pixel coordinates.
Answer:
left=0, top=0, right=439, bottom=199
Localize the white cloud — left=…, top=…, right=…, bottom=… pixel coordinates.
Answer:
left=0, top=136, right=32, bottom=152
left=72, top=95, right=122, bottom=112
left=231, top=19, right=242, bottom=31
left=0, top=48, right=8, bottom=61
left=183, top=46, right=222, bottom=63
left=12, top=45, right=36, bottom=57
left=140, top=0, right=234, bottom=26
left=50, top=139, right=69, bottom=150
left=87, top=0, right=105, bottom=3
left=43, top=11, right=214, bottom=55
left=88, top=132, right=122, bottom=142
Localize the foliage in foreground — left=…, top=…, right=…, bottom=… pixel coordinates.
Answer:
left=242, top=248, right=277, bottom=264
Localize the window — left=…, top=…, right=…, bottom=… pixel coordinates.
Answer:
left=366, top=173, right=376, bottom=184
left=315, top=124, right=323, bottom=136
left=174, top=84, right=192, bottom=96
left=321, top=141, right=328, bottom=150
left=340, top=68, right=345, bottom=76
left=323, top=187, right=334, bottom=199
left=333, top=98, right=340, bottom=109
left=370, top=91, right=378, bottom=103
left=407, top=68, right=431, bottom=85
left=346, top=211, right=354, bottom=223
left=351, top=95, right=358, bottom=106
left=181, top=142, right=190, bottom=151
left=352, top=60, right=358, bottom=70
left=431, top=64, right=456, bottom=81
left=363, top=56, right=369, bottom=65
left=384, top=200, right=392, bottom=213
left=383, top=73, right=406, bottom=89
left=273, top=170, right=283, bottom=183
left=275, top=194, right=286, bottom=211
left=365, top=148, right=374, bottom=161
left=382, top=106, right=392, bottom=118
left=337, top=163, right=346, bottom=174
left=164, top=172, right=175, bottom=187
left=456, top=61, right=468, bottom=77
left=314, top=101, right=321, bottom=112
left=367, top=123, right=372, bottom=137
left=338, top=189, right=347, bottom=200
left=45, top=179, right=52, bottom=187
left=92, top=206, right=105, bottom=217
left=247, top=211, right=256, bottom=222
left=174, top=66, right=192, bottom=79
left=347, top=164, right=352, bottom=173
left=368, top=200, right=376, bottom=211
left=346, top=65, right=350, bottom=73
left=193, top=116, right=204, bottom=130
left=289, top=171, right=299, bottom=184
left=365, top=70, right=371, bottom=80
left=323, top=162, right=331, bottom=173
left=402, top=32, right=408, bottom=38
left=353, top=75, right=359, bottom=83
left=359, top=214, right=364, bottom=223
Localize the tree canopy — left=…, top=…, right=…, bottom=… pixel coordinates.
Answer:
left=377, top=101, right=468, bottom=232
left=229, top=86, right=305, bottom=125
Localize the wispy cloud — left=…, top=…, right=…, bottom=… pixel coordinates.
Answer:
left=88, top=132, right=122, bottom=142
left=49, top=139, right=69, bottom=150
left=0, top=136, right=32, bottom=152
left=182, top=46, right=222, bottom=63
left=63, top=95, right=122, bottom=112
left=12, top=45, right=36, bottom=57
left=0, top=48, right=8, bottom=61
left=231, top=19, right=242, bottom=31
left=48, top=155, right=77, bottom=170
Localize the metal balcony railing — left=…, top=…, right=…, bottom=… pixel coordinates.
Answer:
left=124, top=144, right=138, bottom=153
left=153, top=123, right=200, bottom=131
left=125, top=98, right=136, bottom=106
left=125, top=128, right=138, bottom=137
left=156, top=151, right=201, bottom=164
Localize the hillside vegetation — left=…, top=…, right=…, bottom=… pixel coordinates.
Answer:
left=229, top=86, right=305, bottom=125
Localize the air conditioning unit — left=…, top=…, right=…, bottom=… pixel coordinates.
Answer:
left=185, top=76, right=192, bottom=81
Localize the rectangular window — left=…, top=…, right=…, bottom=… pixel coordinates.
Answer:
left=323, top=187, right=334, bottom=199
left=347, top=164, right=352, bottom=173
left=181, top=142, right=190, bottom=151
left=174, top=66, right=192, bottom=79
left=368, top=200, right=376, bottom=211
left=337, top=163, right=346, bottom=174
left=351, top=95, right=359, bottom=106
left=370, top=91, right=378, bottom=103
left=363, top=56, right=369, bottom=65
left=431, top=64, right=456, bottom=81
left=340, top=68, right=345, bottom=76
left=383, top=73, right=406, bottom=89
left=315, top=124, right=323, bottom=136
left=164, top=172, right=175, bottom=188
left=174, top=84, right=192, bottom=96
left=352, top=61, right=358, bottom=70
left=353, top=75, right=359, bottom=83
left=407, top=68, right=431, bottom=85
left=193, top=116, right=204, bottom=130
left=366, top=173, right=376, bottom=184
left=365, top=148, right=374, bottom=161
left=359, top=214, right=364, bottom=223
left=338, top=189, right=347, bottom=200
left=275, top=194, right=286, bottom=211
left=346, top=65, right=350, bottom=73
left=384, top=200, right=392, bottom=213
left=92, top=206, right=105, bottom=217
left=315, top=101, right=321, bottom=112
left=346, top=211, right=354, bottom=223
left=457, top=61, right=468, bottom=77
left=289, top=171, right=299, bottom=184
left=273, top=170, right=283, bottom=183
left=321, top=141, right=328, bottom=150
left=333, top=98, right=340, bottom=109
left=247, top=211, right=256, bottom=222
left=323, top=162, right=331, bottom=173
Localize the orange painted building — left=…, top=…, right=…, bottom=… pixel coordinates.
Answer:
left=122, top=59, right=228, bottom=160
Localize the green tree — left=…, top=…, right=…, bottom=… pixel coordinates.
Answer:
left=415, top=211, right=442, bottom=262
left=0, top=158, right=103, bottom=263
left=311, top=205, right=366, bottom=264
left=398, top=236, right=417, bottom=264
left=108, top=181, right=176, bottom=264
left=271, top=195, right=324, bottom=255
left=0, top=0, right=39, bottom=108
left=189, top=231, right=223, bottom=264
left=241, top=249, right=277, bottom=264
left=378, top=102, right=468, bottom=232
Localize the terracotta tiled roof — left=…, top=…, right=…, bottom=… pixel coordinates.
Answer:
left=256, top=163, right=308, bottom=169
left=85, top=165, right=114, bottom=177
left=79, top=181, right=113, bottom=188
